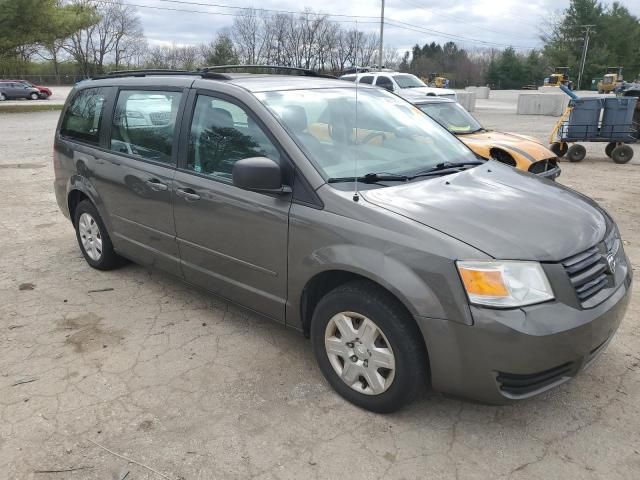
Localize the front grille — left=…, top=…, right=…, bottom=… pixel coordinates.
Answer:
left=562, top=246, right=609, bottom=303
left=497, top=362, right=574, bottom=396
left=528, top=158, right=558, bottom=174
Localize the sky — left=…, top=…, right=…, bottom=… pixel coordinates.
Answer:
left=134, top=0, right=640, bottom=53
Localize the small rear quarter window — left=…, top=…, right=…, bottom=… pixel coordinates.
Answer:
left=61, top=87, right=108, bottom=144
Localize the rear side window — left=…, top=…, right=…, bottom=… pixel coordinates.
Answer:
left=110, top=90, right=182, bottom=164
left=61, top=88, right=107, bottom=144
left=360, top=76, right=374, bottom=85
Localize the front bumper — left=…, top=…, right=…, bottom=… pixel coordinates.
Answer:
left=537, top=165, right=561, bottom=180
left=416, top=271, right=631, bottom=404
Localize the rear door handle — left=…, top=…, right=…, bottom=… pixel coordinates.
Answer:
left=175, top=187, right=201, bottom=202
left=146, top=179, right=168, bottom=191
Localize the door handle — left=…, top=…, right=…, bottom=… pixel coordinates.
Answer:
left=175, top=187, right=201, bottom=202
left=146, top=179, right=168, bottom=191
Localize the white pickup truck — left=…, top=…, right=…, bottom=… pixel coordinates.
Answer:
left=339, top=71, right=457, bottom=101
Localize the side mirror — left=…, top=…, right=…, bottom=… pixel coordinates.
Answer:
left=232, top=157, right=291, bottom=194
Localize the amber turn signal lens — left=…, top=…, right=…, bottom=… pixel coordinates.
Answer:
left=458, top=267, right=509, bottom=297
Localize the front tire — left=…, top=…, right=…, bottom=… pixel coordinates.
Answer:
left=73, top=200, right=122, bottom=270
left=311, top=280, right=428, bottom=413
left=567, top=144, right=586, bottom=162
left=550, top=142, right=568, bottom=158
left=30, top=92, right=39, bottom=100
left=605, top=142, right=616, bottom=158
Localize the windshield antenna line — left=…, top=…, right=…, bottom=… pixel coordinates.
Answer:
left=353, top=21, right=360, bottom=202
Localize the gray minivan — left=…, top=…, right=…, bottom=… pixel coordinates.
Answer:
left=54, top=69, right=632, bottom=412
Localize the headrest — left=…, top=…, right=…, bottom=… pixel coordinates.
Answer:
left=280, top=105, right=307, bottom=133
left=210, top=107, right=234, bottom=129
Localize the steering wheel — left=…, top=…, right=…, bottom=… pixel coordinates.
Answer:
left=358, top=131, right=386, bottom=145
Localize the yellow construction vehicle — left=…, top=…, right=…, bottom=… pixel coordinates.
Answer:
left=597, top=66, right=623, bottom=94
left=427, top=72, right=448, bottom=88
left=544, top=67, right=573, bottom=90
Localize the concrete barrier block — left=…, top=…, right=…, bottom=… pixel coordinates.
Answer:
left=537, top=86, right=561, bottom=93
left=517, top=93, right=569, bottom=116
left=456, top=91, right=476, bottom=112
left=464, top=86, right=489, bottom=99
left=476, top=86, right=490, bottom=99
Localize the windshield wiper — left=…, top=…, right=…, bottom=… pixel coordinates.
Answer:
left=409, top=160, right=484, bottom=178
left=328, top=161, right=484, bottom=184
left=327, top=172, right=410, bottom=184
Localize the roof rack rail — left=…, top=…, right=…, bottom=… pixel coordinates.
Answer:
left=91, top=69, right=233, bottom=81
left=199, top=65, right=335, bottom=79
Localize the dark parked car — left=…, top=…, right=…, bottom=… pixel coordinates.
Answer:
left=53, top=69, right=632, bottom=412
left=0, top=82, right=42, bottom=100
left=0, top=79, right=52, bottom=98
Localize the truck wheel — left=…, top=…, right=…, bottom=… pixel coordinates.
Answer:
left=605, top=142, right=616, bottom=158
left=611, top=145, right=634, bottom=164
left=550, top=142, right=568, bottom=158
left=567, top=144, right=586, bottom=162
left=311, top=280, right=428, bottom=413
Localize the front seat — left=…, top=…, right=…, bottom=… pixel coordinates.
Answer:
left=197, top=106, right=235, bottom=174
left=280, top=105, right=325, bottom=157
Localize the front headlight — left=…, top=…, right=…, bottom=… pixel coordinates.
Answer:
left=457, top=261, right=554, bottom=308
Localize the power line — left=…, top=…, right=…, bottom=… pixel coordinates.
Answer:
left=394, top=0, right=541, bottom=39
left=93, top=0, right=538, bottom=50
left=384, top=18, right=539, bottom=50
left=400, top=0, right=539, bottom=31
left=132, top=0, right=381, bottom=20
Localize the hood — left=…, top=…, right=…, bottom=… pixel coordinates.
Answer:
left=461, top=131, right=555, bottom=162
left=362, top=161, right=606, bottom=261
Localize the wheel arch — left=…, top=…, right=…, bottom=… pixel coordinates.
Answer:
left=298, top=263, right=445, bottom=337
left=300, top=269, right=432, bottom=383
left=65, top=176, right=113, bottom=232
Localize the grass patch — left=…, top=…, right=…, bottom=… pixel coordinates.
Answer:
left=0, top=103, right=63, bottom=113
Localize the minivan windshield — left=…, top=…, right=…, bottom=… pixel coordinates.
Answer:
left=392, top=74, right=427, bottom=89
left=255, top=88, right=479, bottom=182
left=416, top=101, right=483, bottom=134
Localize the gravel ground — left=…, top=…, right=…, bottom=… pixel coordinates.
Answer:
left=0, top=96, right=639, bottom=480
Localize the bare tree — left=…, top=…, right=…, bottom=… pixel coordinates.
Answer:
left=63, top=0, right=143, bottom=75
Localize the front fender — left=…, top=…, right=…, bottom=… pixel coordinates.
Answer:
left=286, top=200, right=480, bottom=331
left=302, top=243, right=447, bottom=317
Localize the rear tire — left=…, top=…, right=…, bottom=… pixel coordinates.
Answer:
left=311, top=280, right=428, bottom=413
left=567, top=144, right=586, bottom=162
left=550, top=142, right=568, bottom=158
left=0, top=93, right=6, bottom=101
left=611, top=144, right=634, bottom=164
left=73, top=200, right=122, bottom=270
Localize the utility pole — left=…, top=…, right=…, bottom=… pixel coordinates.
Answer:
left=378, top=0, right=385, bottom=71
left=577, top=24, right=595, bottom=90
